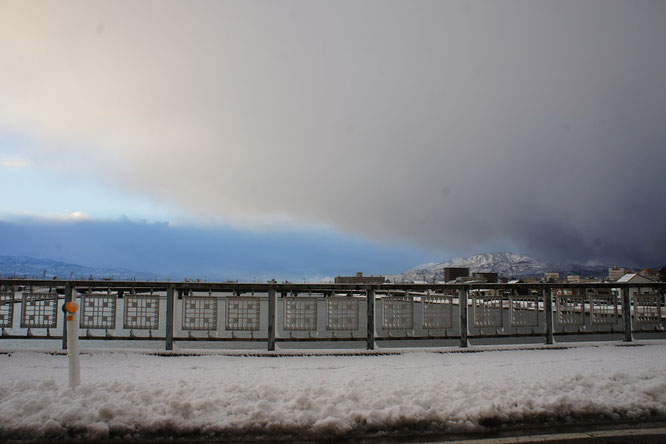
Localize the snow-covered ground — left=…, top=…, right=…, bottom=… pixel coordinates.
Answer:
left=1, top=343, right=666, bottom=441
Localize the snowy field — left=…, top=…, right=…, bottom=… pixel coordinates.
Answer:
left=1, top=342, right=666, bottom=441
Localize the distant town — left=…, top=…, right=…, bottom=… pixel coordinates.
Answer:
left=336, top=266, right=666, bottom=285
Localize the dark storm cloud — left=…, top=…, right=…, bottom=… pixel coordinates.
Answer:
left=0, top=1, right=664, bottom=266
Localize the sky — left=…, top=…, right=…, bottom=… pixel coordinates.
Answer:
left=1, top=1, right=665, bottom=279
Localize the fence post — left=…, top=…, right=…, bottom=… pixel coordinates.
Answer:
left=366, top=288, right=375, bottom=350
left=64, top=300, right=80, bottom=388
left=459, top=286, right=468, bottom=348
left=165, top=285, right=175, bottom=351
left=62, top=285, right=73, bottom=350
left=544, top=287, right=554, bottom=345
left=268, top=288, right=276, bottom=351
left=622, top=286, right=633, bottom=342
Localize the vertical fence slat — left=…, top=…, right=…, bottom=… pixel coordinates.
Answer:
left=459, top=287, right=468, bottom=348
left=544, top=287, right=554, bottom=345
left=622, top=286, right=633, bottom=342
left=165, top=285, right=175, bottom=351
left=62, top=285, right=73, bottom=350
left=268, top=288, right=276, bottom=351
left=366, top=288, right=375, bottom=350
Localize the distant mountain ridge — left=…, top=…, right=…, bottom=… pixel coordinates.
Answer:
left=0, top=253, right=611, bottom=283
left=0, top=255, right=163, bottom=280
left=389, top=251, right=608, bottom=282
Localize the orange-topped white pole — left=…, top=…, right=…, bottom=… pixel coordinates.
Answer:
left=64, top=301, right=80, bottom=388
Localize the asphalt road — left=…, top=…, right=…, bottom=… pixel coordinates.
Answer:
left=10, top=423, right=666, bottom=444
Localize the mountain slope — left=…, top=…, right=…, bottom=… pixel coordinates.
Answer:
left=0, top=255, right=163, bottom=280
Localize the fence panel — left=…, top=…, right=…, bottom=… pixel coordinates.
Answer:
left=422, top=293, right=453, bottom=329
left=556, top=291, right=585, bottom=326
left=0, top=292, right=13, bottom=328
left=284, top=297, right=318, bottom=331
left=182, top=296, right=218, bottom=331
left=473, top=292, right=503, bottom=328
left=326, top=296, right=359, bottom=331
left=509, top=292, right=539, bottom=327
left=633, top=293, right=662, bottom=328
left=382, top=297, right=414, bottom=330
left=226, top=297, right=261, bottom=331
left=81, top=293, right=117, bottom=329
left=21, top=292, right=57, bottom=328
left=590, top=291, right=618, bottom=325
left=123, top=294, right=160, bottom=330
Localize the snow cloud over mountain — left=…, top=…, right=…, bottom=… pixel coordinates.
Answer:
left=389, top=251, right=610, bottom=282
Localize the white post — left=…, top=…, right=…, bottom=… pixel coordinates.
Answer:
left=64, top=300, right=80, bottom=388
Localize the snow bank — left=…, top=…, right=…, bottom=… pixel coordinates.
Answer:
left=1, top=344, right=666, bottom=440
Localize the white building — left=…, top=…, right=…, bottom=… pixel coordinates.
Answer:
left=616, top=273, right=656, bottom=298
left=616, top=273, right=654, bottom=284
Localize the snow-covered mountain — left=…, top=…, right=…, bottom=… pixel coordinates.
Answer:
left=389, top=252, right=607, bottom=282
left=0, top=256, right=164, bottom=280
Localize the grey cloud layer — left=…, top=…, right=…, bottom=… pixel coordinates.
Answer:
left=1, top=1, right=665, bottom=266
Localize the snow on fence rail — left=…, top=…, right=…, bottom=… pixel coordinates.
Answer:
left=0, top=279, right=664, bottom=350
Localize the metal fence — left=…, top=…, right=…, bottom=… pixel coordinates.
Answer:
left=0, top=279, right=664, bottom=350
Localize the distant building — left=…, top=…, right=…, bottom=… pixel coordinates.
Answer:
left=444, top=267, right=469, bottom=282
left=616, top=273, right=654, bottom=284
left=335, top=272, right=385, bottom=284
left=472, top=271, right=498, bottom=283
left=544, top=272, right=560, bottom=282
left=609, top=267, right=627, bottom=281
left=616, top=273, right=656, bottom=298
left=641, top=268, right=659, bottom=280
left=567, top=275, right=580, bottom=283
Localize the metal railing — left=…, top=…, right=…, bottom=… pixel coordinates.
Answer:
left=1, top=279, right=664, bottom=351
